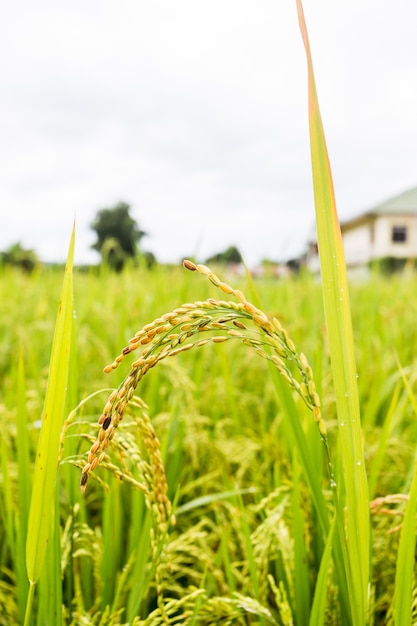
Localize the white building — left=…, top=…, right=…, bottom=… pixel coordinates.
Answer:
left=306, top=187, right=417, bottom=272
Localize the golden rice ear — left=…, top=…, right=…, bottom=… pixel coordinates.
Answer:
left=82, top=260, right=324, bottom=495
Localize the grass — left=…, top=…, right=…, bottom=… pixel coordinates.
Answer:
left=1, top=262, right=417, bottom=624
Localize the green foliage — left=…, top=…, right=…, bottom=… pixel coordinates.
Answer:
left=205, top=245, right=242, bottom=265
left=90, top=202, right=146, bottom=268
left=1, top=264, right=417, bottom=624
left=0, top=242, right=39, bottom=272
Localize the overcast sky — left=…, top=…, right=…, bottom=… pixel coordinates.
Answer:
left=1, top=1, right=416, bottom=266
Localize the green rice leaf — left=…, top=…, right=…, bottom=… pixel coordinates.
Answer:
left=296, top=2, right=370, bottom=623
left=392, top=458, right=417, bottom=626
left=309, top=515, right=336, bottom=626
left=25, top=225, right=75, bottom=585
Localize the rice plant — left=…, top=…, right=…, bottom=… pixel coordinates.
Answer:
left=1, top=2, right=417, bottom=624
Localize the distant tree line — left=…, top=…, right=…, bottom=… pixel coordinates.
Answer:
left=90, top=202, right=158, bottom=272
left=0, top=242, right=39, bottom=272
left=0, top=202, right=244, bottom=273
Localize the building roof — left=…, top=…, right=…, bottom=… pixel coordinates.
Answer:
left=341, top=186, right=417, bottom=230
left=366, top=186, right=417, bottom=215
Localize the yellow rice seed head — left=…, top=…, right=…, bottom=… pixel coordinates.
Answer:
left=132, top=357, right=145, bottom=368
left=170, top=514, right=177, bottom=526
left=90, top=440, right=101, bottom=455
left=299, top=352, right=309, bottom=370
left=243, top=302, right=257, bottom=315
left=196, top=339, right=210, bottom=347
left=318, top=419, right=327, bottom=436
left=183, top=259, right=197, bottom=271
left=143, top=321, right=156, bottom=332
left=141, top=363, right=151, bottom=376
left=307, top=380, right=316, bottom=397
left=233, top=319, right=246, bottom=329
left=103, top=364, right=113, bottom=374
left=208, top=273, right=220, bottom=286
left=98, top=451, right=106, bottom=464
left=280, top=370, right=292, bottom=385
left=146, top=355, right=158, bottom=367
left=181, top=323, right=193, bottom=332
left=141, top=336, right=152, bottom=345
left=88, top=450, right=96, bottom=464
left=262, top=320, right=274, bottom=334
left=156, top=324, right=168, bottom=334
left=109, top=390, right=118, bottom=402
left=253, top=312, right=268, bottom=326
left=98, top=413, right=107, bottom=425
left=90, top=457, right=100, bottom=471
left=300, top=382, right=308, bottom=398
left=118, top=399, right=127, bottom=414
left=146, top=328, right=157, bottom=339
left=234, top=289, right=247, bottom=303
left=272, top=317, right=283, bottom=333
left=196, top=263, right=211, bottom=275
left=255, top=348, right=268, bottom=359
left=169, top=343, right=193, bottom=356
left=212, top=336, right=228, bottom=343
left=284, top=337, right=296, bottom=353
left=271, top=354, right=285, bottom=369
left=118, top=385, right=127, bottom=399
left=273, top=342, right=287, bottom=358
left=82, top=462, right=91, bottom=475
left=98, top=429, right=106, bottom=443
left=218, top=281, right=234, bottom=294
left=312, top=406, right=322, bottom=422
left=313, top=392, right=321, bottom=408
left=211, top=321, right=226, bottom=329
left=115, top=354, right=125, bottom=364
left=129, top=335, right=141, bottom=345
left=228, top=329, right=242, bottom=337
left=108, top=429, right=116, bottom=440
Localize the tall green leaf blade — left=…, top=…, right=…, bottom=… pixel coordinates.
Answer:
left=25, top=225, right=75, bottom=584
left=392, top=458, right=417, bottom=626
left=296, top=2, right=369, bottom=623
left=309, top=515, right=336, bottom=626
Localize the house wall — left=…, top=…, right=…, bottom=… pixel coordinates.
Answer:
left=372, top=214, right=417, bottom=259
left=305, top=212, right=417, bottom=273
left=343, top=221, right=374, bottom=265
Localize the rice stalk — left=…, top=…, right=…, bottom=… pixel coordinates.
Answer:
left=80, top=260, right=325, bottom=493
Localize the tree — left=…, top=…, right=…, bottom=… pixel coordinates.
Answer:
left=100, top=237, right=127, bottom=273
left=1, top=242, right=39, bottom=272
left=90, top=202, right=146, bottom=262
left=205, top=245, right=242, bottom=265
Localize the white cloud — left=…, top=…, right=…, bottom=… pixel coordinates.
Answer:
left=1, top=1, right=417, bottom=265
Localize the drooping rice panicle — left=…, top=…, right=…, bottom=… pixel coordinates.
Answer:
left=81, top=260, right=325, bottom=495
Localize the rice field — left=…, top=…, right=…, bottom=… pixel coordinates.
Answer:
left=1, top=258, right=417, bottom=625
left=2, top=5, right=416, bottom=623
